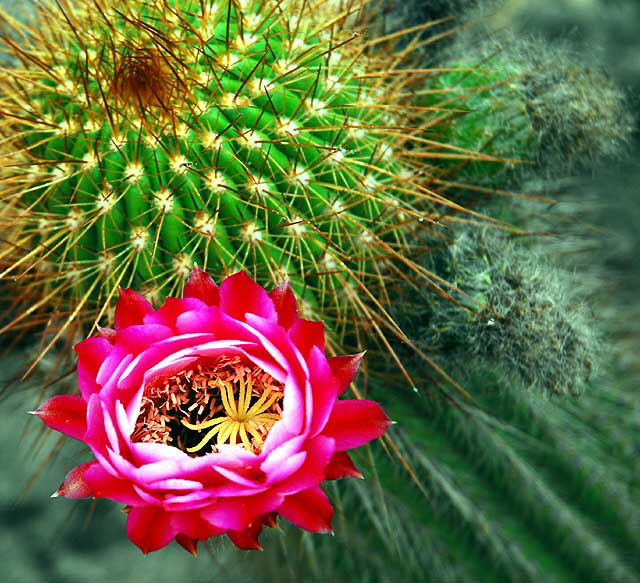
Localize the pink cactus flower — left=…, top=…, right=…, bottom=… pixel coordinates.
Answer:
left=33, top=269, right=390, bottom=554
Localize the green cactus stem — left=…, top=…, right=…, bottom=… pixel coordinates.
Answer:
left=0, top=0, right=460, bottom=365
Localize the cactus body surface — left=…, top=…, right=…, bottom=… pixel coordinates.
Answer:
left=0, top=0, right=443, bottom=349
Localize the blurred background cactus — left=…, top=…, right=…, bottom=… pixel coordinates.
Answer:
left=3, top=0, right=640, bottom=582
left=391, top=226, right=600, bottom=396
left=422, top=32, right=634, bottom=189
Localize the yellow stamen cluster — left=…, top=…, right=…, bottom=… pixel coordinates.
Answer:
left=182, top=377, right=282, bottom=453
left=131, top=355, right=284, bottom=455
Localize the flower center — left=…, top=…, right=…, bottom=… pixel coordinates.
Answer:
left=131, top=355, right=284, bottom=455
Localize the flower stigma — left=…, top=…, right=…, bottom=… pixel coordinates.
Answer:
left=131, top=355, right=284, bottom=455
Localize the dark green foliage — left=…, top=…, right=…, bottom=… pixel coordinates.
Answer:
left=379, top=0, right=479, bottom=41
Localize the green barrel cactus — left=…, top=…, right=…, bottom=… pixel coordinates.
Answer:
left=0, top=0, right=442, bottom=356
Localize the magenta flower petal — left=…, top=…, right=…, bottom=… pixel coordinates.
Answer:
left=84, top=463, right=147, bottom=506
left=84, top=394, right=106, bottom=449
left=171, top=510, right=225, bottom=548
left=227, top=519, right=264, bottom=551
left=274, top=436, right=335, bottom=495
left=219, top=271, right=277, bottom=322
left=289, top=319, right=325, bottom=359
left=264, top=452, right=307, bottom=486
left=175, top=534, right=199, bottom=556
left=163, top=492, right=214, bottom=513
left=278, top=486, right=333, bottom=533
left=144, top=298, right=208, bottom=330
left=96, top=348, right=133, bottom=386
left=116, top=324, right=174, bottom=351
left=307, top=346, right=340, bottom=437
left=126, top=506, right=177, bottom=555
left=328, top=352, right=365, bottom=396
left=324, top=451, right=363, bottom=480
left=201, top=490, right=284, bottom=530
left=183, top=267, right=219, bottom=306
left=260, top=435, right=306, bottom=476
left=147, top=478, right=204, bottom=491
left=260, top=419, right=299, bottom=457
left=114, top=288, right=154, bottom=328
left=323, top=400, right=392, bottom=451
left=175, top=309, right=217, bottom=335
left=55, top=462, right=96, bottom=499
left=75, top=337, right=112, bottom=398
left=35, top=269, right=388, bottom=554
left=133, top=484, right=163, bottom=506
left=32, top=395, right=87, bottom=440
left=129, top=441, right=191, bottom=465
left=213, top=466, right=267, bottom=490
left=134, top=459, right=189, bottom=484
left=268, top=280, right=298, bottom=329
left=56, top=460, right=145, bottom=505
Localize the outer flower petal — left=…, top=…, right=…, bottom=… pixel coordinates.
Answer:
left=219, top=271, right=277, bottom=322
left=183, top=267, right=220, bottom=306
left=322, top=400, right=392, bottom=451
left=328, top=352, right=364, bottom=396
left=227, top=519, right=264, bottom=551
left=96, top=347, right=133, bottom=386
left=261, top=436, right=306, bottom=478
left=55, top=461, right=145, bottom=506
left=75, top=337, right=113, bottom=398
left=144, top=298, right=209, bottom=330
left=84, top=394, right=107, bottom=451
left=324, top=451, right=363, bottom=480
left=201, top=490, right=284, bottom=531
left=54, top=462, right=96, bottom=499
left=289, top=319, right=325, bottom=359
left=268, top=280, right=298, bottom=329
left=32, top=395, right=87, bottom=440
left=307, top=346, right=339, bottom=437
left=163, top=492, right=215, bottom=513
left=175, top=308, right=217, bottom=335
left=114, top=288, right=153, bottom=329
left=126, top=506, right=177, bottom=555
left=116, top=324, right=174, bottom=351
left=83, top=463, right=146, bottom=506
left=278, top=486, right=333, bottom=533
left=175, top=534, right=198, bottom=556
left=171, top=510, right=225, bottom=541
left=273, top=436, right=335, bottom=495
